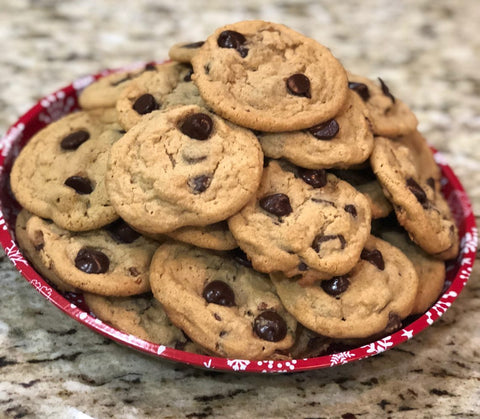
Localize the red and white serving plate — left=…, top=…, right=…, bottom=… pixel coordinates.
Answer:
left=0, top=63, right=477, bottom=373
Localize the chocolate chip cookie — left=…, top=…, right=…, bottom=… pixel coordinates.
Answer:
left=271, top=235, right=419, bottom=339
left=258, top=91, right=374, bottom=169
left=106, top=105, right=264, bottom=234
left=191, top=20, right=349, bottom=132
left=149, top=241, right=296, bottom=359
left=11, top=111, right=123, bottom=231
left=228, top=160, right=372, bottom=284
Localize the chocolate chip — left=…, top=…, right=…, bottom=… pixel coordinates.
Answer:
left=179, top=113, right=213, bottom=140
left=183, top=68, right=194, bottom=82
left=64, top=176, right=93, bottom=194
left=259, top=193, right=292, bottom=217
left=183, top=155, right=207, bottom=164
left=320, top=275, right=350, bottom=296
left=298, top=262, right=309, bottom=271
left=378, top=77, right=395, bottom=103
left=144, top=62, right=157, bottom=71
left=75, top=247, right=109, bottom=274
left=348, top=81, right=370, bottom=102
left=188, top=174, right=212, bottom=194
left=385, top=312, right=402, bottom=334
left=344, top=204, right=357, bottom=217
left=253, top=311, right=287, bottom=342
left=230, top=247, right=253, bottom=268
left=202, top=280, right=236, bottom=307
left=308, top=119, right=339, bottom=140
left=132, top=94, right=159, bottom=115
left=183, top=41, right=205, bottom=49
left=360, top=248, right=385, bottom=270
left=298, top=168, right=327, bottom=188
left=128, top=267, right=140, bottom=276
left=426, top=177, right=435, bottom=190
left=312, top=235, right=346, bottom=252
left=217, top=30, right=248, bottom=57
left=110, top=75, right=131, bottom=87
left=406, top=177, right=428, bottom=208
left=286, top=74, right=311, bottom=98
left=105, top=218, right=141, bottom=243
left=60, top=130, right=90, bottom=150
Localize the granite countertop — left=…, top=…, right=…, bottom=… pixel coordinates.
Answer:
left=1, top=0, right=479, bottom=417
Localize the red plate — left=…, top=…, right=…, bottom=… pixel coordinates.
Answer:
left=0, top=64, right=477, bottom=373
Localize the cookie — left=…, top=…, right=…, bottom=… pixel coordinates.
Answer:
left=149, top=241, right=296, bottom=359
left=10, top=111, right=123, bottom=231
left=347, top=73, right=418, bottom=137
left=106, top=105, right=264, bottom=234
left=370, top=135, right=459, bottom=259
left=331, top=167, right=393, bottom=219
left=271, top=235, right=419, bottom=339
left=24, top=215, right=158, bottom=296
left=191, top=20, right=348, bottom=132
left=165, top=221, right=237, bottom=251
left=168, top=41, right=205, bottom=63
left=374, top=220, right=446, bottom=315
left=258, top=91, right=374, bottom=169
left=78, top=62, right=163, bottom=110
left=15, top=209, right=77, bottom=292
left=228, top=160, right=372, bottom=284
left=84, top=292, right=204, bottom=353
left=116, top=62, right=206, bottom=131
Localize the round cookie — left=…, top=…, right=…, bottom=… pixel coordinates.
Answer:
left=347, top=73, right=418, bottom=137
left=165, top=221, right=237, bottom=251
left=24, top=215, right=158, bottom=296
left=191, top=20, right=348, bottom=132
left=168, top=41, right=205, bottom=63
left=106, top=105, right=264, bottom=234
left=149, top=241, right=296, bottom=359
left=375, top=224, right=446, bottom=315
left=228, top=160, right=372, bottom=284
left=11, top=111, right=123, bottom=231
left=116, top=62, right=206, bottom=131
left=370, top=135, right=459, bottom=259
left=84, top=292, right=204, bottom=353
left=258, top=91, right=374, bottom=169
left=78, top=62, right=163, bottom=110
left=271, top=235, right=419, bottom=339
left=15, top=209, right=76, bottom=293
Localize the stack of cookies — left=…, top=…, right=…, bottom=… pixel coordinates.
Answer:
left=10, top=20, right=459, bottom=360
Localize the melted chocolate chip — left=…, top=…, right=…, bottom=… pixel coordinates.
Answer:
left=75, top=247, right=109, bottom=274
left=132, top=94, right=159, bottom=115
left=64, top=176, right=93, bottom=194
left=180, top=113, right=213, bottom=140
left=60, top=130, right=90, bottom=150
left=298, top=262, right=309, bottom=271
left=308, top=119, right=339, bottom=140
left=183, top=41, right=205, bottom=49
left=406, top=177, right=428, bottom=208
left=378, top=77, right=395, bottom=103
left=253, top=311, right=287, bottom=342
left=105, top=218, right=140, bottom=243
left=230, top=247, right=253, bottom=268
left=286, top=74, right=311, bottom=98
left=320, top=275, right=350, bottom=296
left=348, top=81, right=370, bottom=101
left=298, top=168, right=327, bottom=188
left=202, top=280, right=236, bottom=306
left=360, top=248, right=385, bottom=270
left=188, top=174, right=212, bottom=194
left=312, top=235, right=346, bottom=252
left=259, top=193, right=292, bottom=217
left=344, top=204, right=357, bottom=217
left=217, top=30, right=248, bottom=57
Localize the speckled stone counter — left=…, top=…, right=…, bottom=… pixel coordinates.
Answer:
left=1, top=1, right=479, bottom=418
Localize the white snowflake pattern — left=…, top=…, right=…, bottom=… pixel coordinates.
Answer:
left=461, top=228, right=478, bottom=254
left=401, top=329, right=414, bottom=339
left=459, top=266, right=473, bottom=282
left=363, top=336, right=393, bottom=355
left=329, top=350, right=355, bottom=366
left=157, top=345, right=166, bottom=355
left=38, top=91, right=76, bottom=124
left=0, top=209, right=8, bottom=231
left=227, top=359, right=250, bottom=371
left=433, top=152, right=449, bottom=166
left=425, top=291, right=457, bottom=325
left=30, top=279, right=52, bottom=298
left=72, top=75, right=95, bottom=92
left=4, top=240, right=28, bottom=267
left=203, top=359, right=212, bottom=368
left=256, top=359, right=297, bottom=372
left=0, top=122, right=25, bottom=157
